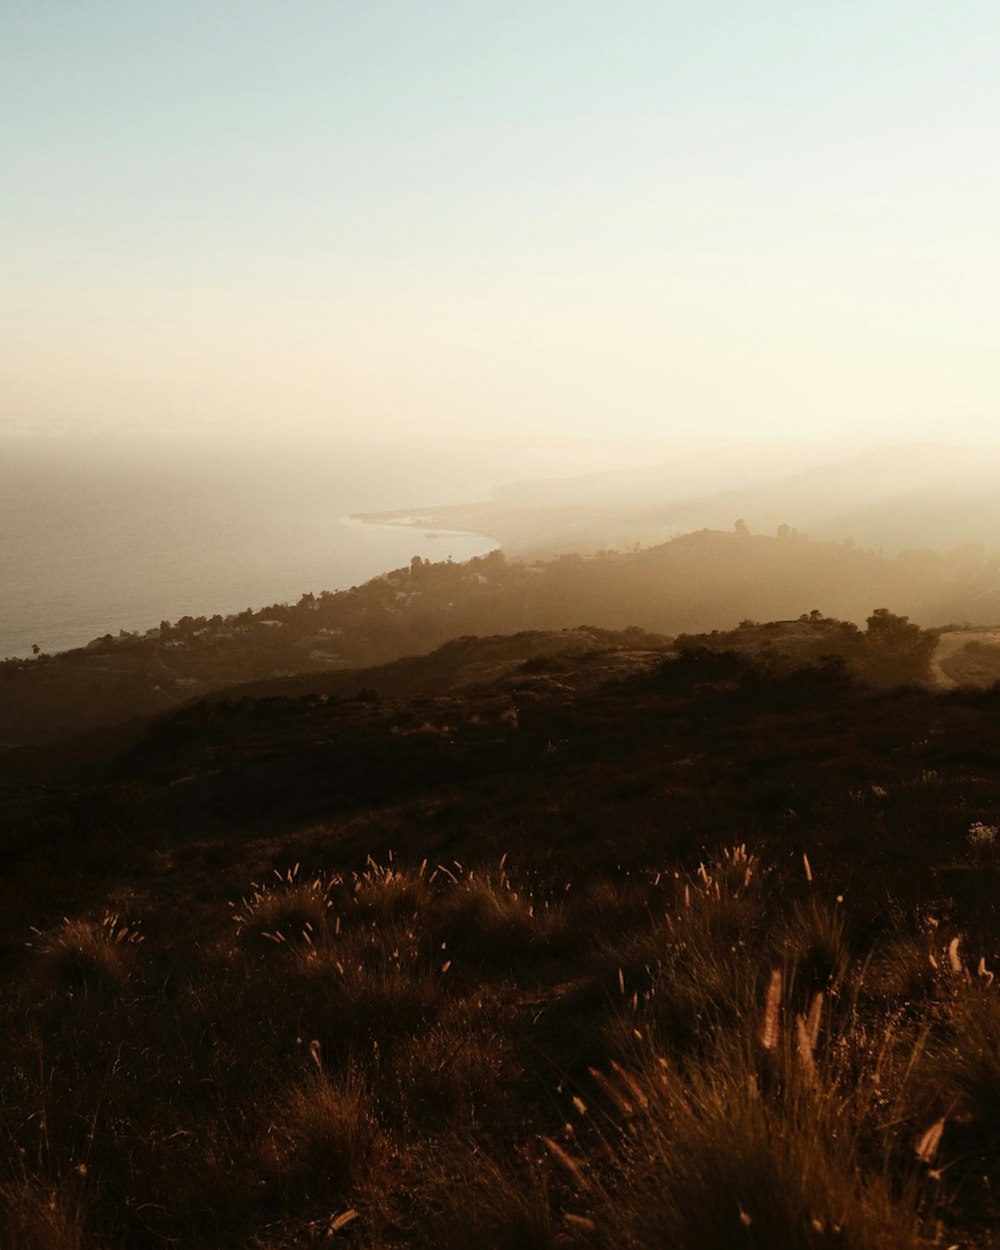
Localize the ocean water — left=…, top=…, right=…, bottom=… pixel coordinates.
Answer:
left=0, top=432, right=507, bottom=659
left=0, top=428, right=659, bottom=660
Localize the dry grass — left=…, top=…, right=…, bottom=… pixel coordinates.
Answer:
left=28, top=913, right=141, bottom=992
left=352, top=857, right=434, bottom=924
left=773, top=893, right=853, bottom=1003
left=434, top=862, right=569, bottom=971
left=602, top=847, right=768, bottom=1054
left=574, top=1039, right=923, bottom=1249
left=0, top=1178, right=89, bottom=1250
left=386, top=991, right=519, bottom=1129
left=3, top=849, right=1000, bottom=1247
left=415, top=1146, right=559, bottom=1250
left=258, top=1062, right=382, bottom=1209
left=924, top=977, right=1000, bottom=1134
left=552, top=965, right=928, bottom=1248
left=232, top=865, right=336, bottom=947
left=860, top=927, right=939, bottom=1007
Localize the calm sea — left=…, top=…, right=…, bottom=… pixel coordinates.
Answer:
left=0, top=432, right=511, bottom=659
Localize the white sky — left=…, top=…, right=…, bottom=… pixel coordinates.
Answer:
left=3, top=1, right=1000, bottom=447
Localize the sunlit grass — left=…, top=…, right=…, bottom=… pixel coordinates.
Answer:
left=28, top=912, right=142, bottom=992
left=232, top=864, right=337, bottom=947
left=3, top=849, right=1000, bottom=1246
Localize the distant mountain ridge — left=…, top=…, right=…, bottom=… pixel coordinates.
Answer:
left=360, top=442, right=1000, bottom=558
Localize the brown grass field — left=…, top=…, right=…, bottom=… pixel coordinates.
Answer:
left=3, top=635, right=1000, bottom=1247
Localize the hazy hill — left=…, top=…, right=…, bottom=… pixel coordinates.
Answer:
left=361, top=442, right=1000, bottom=559
left=486, top=440, right=857, bottom=508
left=2, top=528, right=997, bottom=748
left=649, top=443, right=1000, bottom=554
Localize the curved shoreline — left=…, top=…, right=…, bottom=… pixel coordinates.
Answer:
left=1, top=516, right=501, bottom=662
left=348, top=507, right=505, bottom=553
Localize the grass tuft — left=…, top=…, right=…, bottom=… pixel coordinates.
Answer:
left=29, top=913, right=140, bottom=992
left=0, top=1178, right=88, bottom=1250
left=774, top=894, right=852, bottom=1003
left=352, top=858, right=433, bottom=924
left=233, top=865, right=336, bottom=946
left=435, top=864, right=568, bottom=971
left=259, top=1064, right=381, bottom=1209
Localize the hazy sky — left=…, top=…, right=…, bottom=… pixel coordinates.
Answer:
left=4, top=1, right=999, bottom=446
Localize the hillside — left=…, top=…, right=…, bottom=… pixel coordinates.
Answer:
left=3, top=528, right=997, bottom=748
left=3, top=638, right=1000, bottom=1246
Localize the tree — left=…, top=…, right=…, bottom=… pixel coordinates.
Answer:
left=861, top=608, right=938, bottom=687
left=866, top=608, right=922, bottom=643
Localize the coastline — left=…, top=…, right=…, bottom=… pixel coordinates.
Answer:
left=348, top=506, right=506, bottom=553
left=352, top=499, right=670, bottom=560
left=0, top=513, right=501, bottom=662
left=339, top=510, right=501, bottom=545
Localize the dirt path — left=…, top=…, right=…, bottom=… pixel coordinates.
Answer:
left=931, top=632, right=965, bottom=690
left=931, top=628, right=1000, bottom=690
